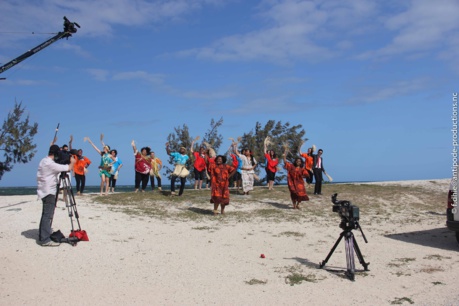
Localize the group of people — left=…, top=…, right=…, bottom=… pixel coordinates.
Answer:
left=78, top=136, right=329, bottom=212
left=48, top=135, right=124, bottom=196
left=282, top=142, right=328, bottom=210
left=36, top=134, right=329, bottom=245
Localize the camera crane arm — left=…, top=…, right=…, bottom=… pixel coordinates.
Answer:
left=0, top=16, right=80, bottom=76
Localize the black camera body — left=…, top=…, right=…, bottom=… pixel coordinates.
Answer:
left=331, top=193, right=360, bottom=230
left=54, top=149, right=78, bottom=165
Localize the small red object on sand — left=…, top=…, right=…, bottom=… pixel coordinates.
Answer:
left=260, top=254, right=265, bottom=258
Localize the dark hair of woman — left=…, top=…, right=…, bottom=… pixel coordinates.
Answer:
left=294, top=157, right=304, bottom=168
left=141, top=147, right=151, bottom=155
left=216, top=155, right=227, bottom=164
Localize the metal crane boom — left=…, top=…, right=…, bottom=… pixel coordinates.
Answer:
left=0, top=16, right=80, bottom=75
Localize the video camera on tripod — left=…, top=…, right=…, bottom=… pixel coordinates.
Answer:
left=319, top=193, right=369, bottom=281
left=332, top=193, right=360, bottom=230
left=49, top=124, right=89, bottom=246
left=54, top=148, right=78, bottom=165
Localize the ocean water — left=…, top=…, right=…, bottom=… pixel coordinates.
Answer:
left=0, top=185, right=174, bottom=196
left=1, top=180, right=340, bottom=196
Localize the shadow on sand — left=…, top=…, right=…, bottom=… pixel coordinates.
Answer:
left=264, top=201, right=292, bottom=210
left=285, top=256, right=369, bottom=279
left=384, top=227, right=458, bottom=252
left=21, top=229, right=39, bottom=241
left=187, top=207, right=214, bottom=216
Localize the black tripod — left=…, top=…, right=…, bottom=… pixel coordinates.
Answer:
left=54, top=172, right=83, bottom=246
left=319, top=220, right=370, bottom=281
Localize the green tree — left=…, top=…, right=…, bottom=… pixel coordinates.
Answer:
left=165, top=118, right=225, bottom=181
left=238, top=120, right=307, bottom=184
left=0, top=102, right=38, bottom=180
left=202, top=117, right=224, bottom=154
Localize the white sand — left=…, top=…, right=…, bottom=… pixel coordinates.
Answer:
left=1, top=179, right=458, bottom=305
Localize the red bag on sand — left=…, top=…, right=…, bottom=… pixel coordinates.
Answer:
left=69, top=230, right=89, bottom=241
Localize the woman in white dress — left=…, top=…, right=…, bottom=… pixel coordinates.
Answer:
left=234, top=144, right=257, bottom=195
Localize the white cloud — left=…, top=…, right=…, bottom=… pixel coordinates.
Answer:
left=86, top=68, right=110, bottom=81
left=176, top=0, right=380, bottom=64
left=55, top=42, right=92, bottom=59
left=346, top=77, right=429, bottom=105
left=112, top=70, right=166, bottom=85
left=358, top=0, right=459, bottom=60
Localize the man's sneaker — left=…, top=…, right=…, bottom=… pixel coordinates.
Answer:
left=158, top=187, right=162, bottom=191
left=41, top=240, right=60, bottom=247
left=170, top=191, right=176, bottom=196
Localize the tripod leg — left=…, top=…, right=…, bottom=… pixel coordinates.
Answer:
left=345, top=233, right=355, bottom=281
left=353, top=236, right=370, bottom=271
left=319, top=232, right=344, bottom=268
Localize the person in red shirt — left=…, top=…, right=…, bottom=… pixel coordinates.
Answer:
left=229, top=151, right=242, bottom=191
left=191, top=138, right=206, bottom=190
left=205, top=147, right=216, bottom=189
left=283, top=147, right=310, bottom=209
left=206, top=155, right=236, bottom=215
left=264, top=140, right=279, bottom=190
left=131, top=140, right=151, bottom=192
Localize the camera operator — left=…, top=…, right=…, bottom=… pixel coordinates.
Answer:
left=36, top=144, right=75, bottom=246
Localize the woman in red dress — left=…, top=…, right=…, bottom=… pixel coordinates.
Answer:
left=283, top=148, right=310, bottom=209
left=207, top=155, right=236, bottom=215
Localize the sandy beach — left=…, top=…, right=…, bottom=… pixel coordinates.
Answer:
left=1, top=179, right=458, bottom=305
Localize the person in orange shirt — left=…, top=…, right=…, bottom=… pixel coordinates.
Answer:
left=73, top=149, right=91, bottom=195
left=299, top=142, right=314, bottom=186
left=149, top=151, right=162, bottom=191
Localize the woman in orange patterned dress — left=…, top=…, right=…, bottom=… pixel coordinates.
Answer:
left=207, top=155, right=236, bottom=215
left=283, top=148, right=310, bottom=209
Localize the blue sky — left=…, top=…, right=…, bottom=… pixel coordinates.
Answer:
left=0, top=0, right=456, bottom=187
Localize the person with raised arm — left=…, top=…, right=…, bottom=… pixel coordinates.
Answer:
left=264, top=136, right=279, bottom=191
left=149, top=151, right=163, bottom=192
left=234, top=143, right=257, bottom=195
left=190, top=137, right=206, bottom=190
left=283, top=146, right=310, bottom=209
left=85, top=135, right=115, bottom=195
left=166, top=142, right=189, bottom=196
left=131, top=140, right=151, bottom=193
left=206, top=154, right=236, bottom=215
left=299, top=141, right=314, bottom=187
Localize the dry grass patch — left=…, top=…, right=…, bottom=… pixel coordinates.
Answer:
left=423, top=254, right=452, bottom=260
left=90, top=182, right=447, bottom=224
left=388, top=258, right=416, bottom=268
left=390, top=297, right=414, bottom=305
left=245, top=279, right=268, bottom=285
left=275, top=264, right=325, bottom=286
left=278, top=231, right=305, bottom=238
left=419, top=266, right=445, bottom=274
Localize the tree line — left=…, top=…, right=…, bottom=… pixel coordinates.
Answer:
left=165, top=117, right=307, bottom=184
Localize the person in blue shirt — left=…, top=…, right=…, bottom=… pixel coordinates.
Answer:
left=109, top=149, right=123, bottom=193
left=166, top=142, right=190, bottom=196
